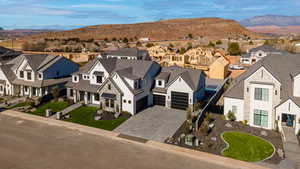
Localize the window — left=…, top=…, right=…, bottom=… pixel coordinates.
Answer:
left=105, top=99, right=109, bottom=107
left=123, top=99, right=126, bottom=103
left=128, top=100, right=131, bottom=104
left=96, top=76, right=103, bottom=84
left=0, top=86, right=3, bottom=91
left=254, top=88, right=269, bottom=101
left=20, top=71, right=24, bottom=78
left=158, top=80, right=162, bottom=86
left=134, top=81, right=138, bottom=89
left=108, top=84, right=111, bottom=90
left=110, top=100, right=115, bottom=108
left=39, top=73, right=42, bottom=79
left=27, top=72, right=32, bottom=80
left=73, top=76, right=78, bottom=82
left=94, top=93, right=100, bottom=101
left=70, top=89, right=73, bottom=97
left=254, top=109, right=268, bottom=127
left=56, top=71, right=60, bottom=77
left=232, top=106, right=237, bottom=114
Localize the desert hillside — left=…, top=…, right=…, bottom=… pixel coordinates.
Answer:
left=24, top=18, right=263, bottom=41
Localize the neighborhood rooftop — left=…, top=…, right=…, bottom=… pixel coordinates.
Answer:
left=225, top=52, right=300, bottom=104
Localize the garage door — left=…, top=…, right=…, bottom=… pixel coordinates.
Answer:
left=171, top=91, right=189, bottom=110
left=136, top=96, right=148, bottom=113
left=153, top=94, right=166, bottom=106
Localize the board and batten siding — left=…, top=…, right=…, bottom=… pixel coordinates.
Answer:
left=244, top=66, right=281, bottom=130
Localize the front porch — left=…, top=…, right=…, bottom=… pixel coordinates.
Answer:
left=19, top=85, right=49, bottom=98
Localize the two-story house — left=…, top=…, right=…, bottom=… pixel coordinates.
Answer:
left=66, top=58, right=160, bottom=115
left=224, top=53, right=300, bottom=135
left=240, top=45, right=283, bottom=65
left=99, top=48, right=151, bottom=60
left=0, top=54, right=79, bottom=98
left=152, top=66, right=206, bottom=110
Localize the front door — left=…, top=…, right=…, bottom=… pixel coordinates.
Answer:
left=282, top=114, right=295, bottom=127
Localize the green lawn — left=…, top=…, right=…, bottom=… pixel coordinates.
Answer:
left=65, top=106, right=128, bottom=131
left=222, top=131, right=275, bottom=162
left=8, top=101, right=34, bottom=109
left=31, top=101, right=69, bottom=116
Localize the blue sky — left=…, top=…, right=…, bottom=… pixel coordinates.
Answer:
left=1, top=0, right=299, bottom=29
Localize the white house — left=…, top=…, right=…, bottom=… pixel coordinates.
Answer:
left=0, top=54, right=79, bottom=98
left=152, top=66, right=206, bottom=110
left=240, top=45, right=283, bottom=65
left=224, top=52, right=300, bottom=135
left=66, top=58, right=160, bottom=115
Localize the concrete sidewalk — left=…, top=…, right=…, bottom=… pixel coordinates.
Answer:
left=1, top=110, right=269, bottom=169
left=280, top=127, right=300, bottom=169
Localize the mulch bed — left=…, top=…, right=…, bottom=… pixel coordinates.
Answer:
left=167, top=113, right=284, bottom=164
left=100, top=111, right=131, bottom=120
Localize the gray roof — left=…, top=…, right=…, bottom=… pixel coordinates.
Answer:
left=249, top=45, right=282, bottom=53
left=0, top=64, right=16, bottom=82
left=8, top=54, right=64, bottom=72
left=66, top=80, right=100, bottom=93
left=13, top=77, right=70, bottom=88
left=241, top=53, right=251, bottom=59
left=154, top=66, right=204, bottom=91
left=103, top=48, right=150, bottom=59
left=224, top=53, right=300, bottom=104
left=0, top=46, right=21, bottom=59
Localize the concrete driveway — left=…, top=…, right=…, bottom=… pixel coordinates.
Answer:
left=114, top=106, right=186, bottom=142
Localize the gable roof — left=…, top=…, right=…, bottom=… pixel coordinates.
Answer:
left=249, top=45, right=282, bottom=53
left=0, top=64, right=16, bottom=82
left=224, top=52, right=300, bottom=102
left=155, top=66, right=204, bottom=91
left=8, top=54, right=63, bottom=72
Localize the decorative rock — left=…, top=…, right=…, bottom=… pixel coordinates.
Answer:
left=208, top=123, right=215, bottom=129
left=94, top=115, right=102, bottom=121
left=194, top=138, right=199, bottom=147
left=56, top=112, right=62, bottom=120
left=260, top=130, right=268, bottom=136
left=211, top=137, right=217, bottom=141
left=225, top=122, right=232, bottom=128
left=277, top=148, right=284, bottom=159
left=185, top=134, right=194, bottom=146
left=97, top=110, right=103, bottom=115
left=114, top=112, right=121, bottom=119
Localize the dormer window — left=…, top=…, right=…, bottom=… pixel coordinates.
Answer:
left=38, top=73, right=43, bottom=79
left=158, top=80, right=162, bottom=86
left=20, top=71, right=24, bottom=78
left=83, top=75, right=90, bottom=80
left=73, top=75, right=79, bottom=83
left=96, top=76, right=103, bottom=84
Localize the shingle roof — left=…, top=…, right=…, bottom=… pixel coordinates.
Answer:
left=249, top=45, right=282, bottom=53
left=154, top=66, right=204, bottom=91
left=104, top=48, right=149, bottom=59
left=8, top=54, right=63, bottom=72
left=0, top=64, right=16, bottom=82
left=224, top=53, right=300, bottom=103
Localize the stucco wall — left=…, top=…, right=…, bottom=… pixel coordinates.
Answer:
left=224, top=97, right=244, bottom=121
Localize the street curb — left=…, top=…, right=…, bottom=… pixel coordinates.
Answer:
left=2, top=110, right=270, bottom=169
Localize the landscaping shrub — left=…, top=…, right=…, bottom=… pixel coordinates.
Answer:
left=297, top=130, right=300, bottom=136
left=205, top=112, right=214, bottom=123
left=220, top=115, right=226, bottom=120
left=227, top=111, right=236, bottom=121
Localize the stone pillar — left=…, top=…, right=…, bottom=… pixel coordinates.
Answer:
left=29, top=86, right=33, bottom=98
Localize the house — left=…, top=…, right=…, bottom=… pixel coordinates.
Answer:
left=152, top=66, right=206, bottom=110
left=240, top=45, right=283, bottom=65
left=224, top=52, right=300, bottom=135
left=66, top=58, right=160, bottom=115
left=0, top=46, right=22, bottom=63
left=0, top=54, right=79, bottom=98
left=208, top=57, right=229, bottom=80
left=99, top=48, right=151, bottom=60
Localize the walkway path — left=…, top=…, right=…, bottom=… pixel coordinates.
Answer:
left=280, top=127, right=300, bottom=169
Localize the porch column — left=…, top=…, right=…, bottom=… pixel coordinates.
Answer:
left=73, top=90, right=77, bottom=103
left=84, top=92, right=88, bottom=104
left=29, top=86, right=33, bottom=98
left=20, top=86, right=24, bottom=96
left=39, top=88, right=43, bottom=97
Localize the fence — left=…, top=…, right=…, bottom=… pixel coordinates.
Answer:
left=195, top=77, right=230, bottom=131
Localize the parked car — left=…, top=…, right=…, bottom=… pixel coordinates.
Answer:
left=229, top=64, right=244, bottom=70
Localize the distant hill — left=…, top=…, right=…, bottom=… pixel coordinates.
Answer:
left=24, top=18, right=263, bottom=41
left=240, top=15, right=300, bottom=35
left=0, top=29, right=59, bottom=39
left=0, top=27, right=4, bottom=31
left=240, top=15, right=300, bottom=27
